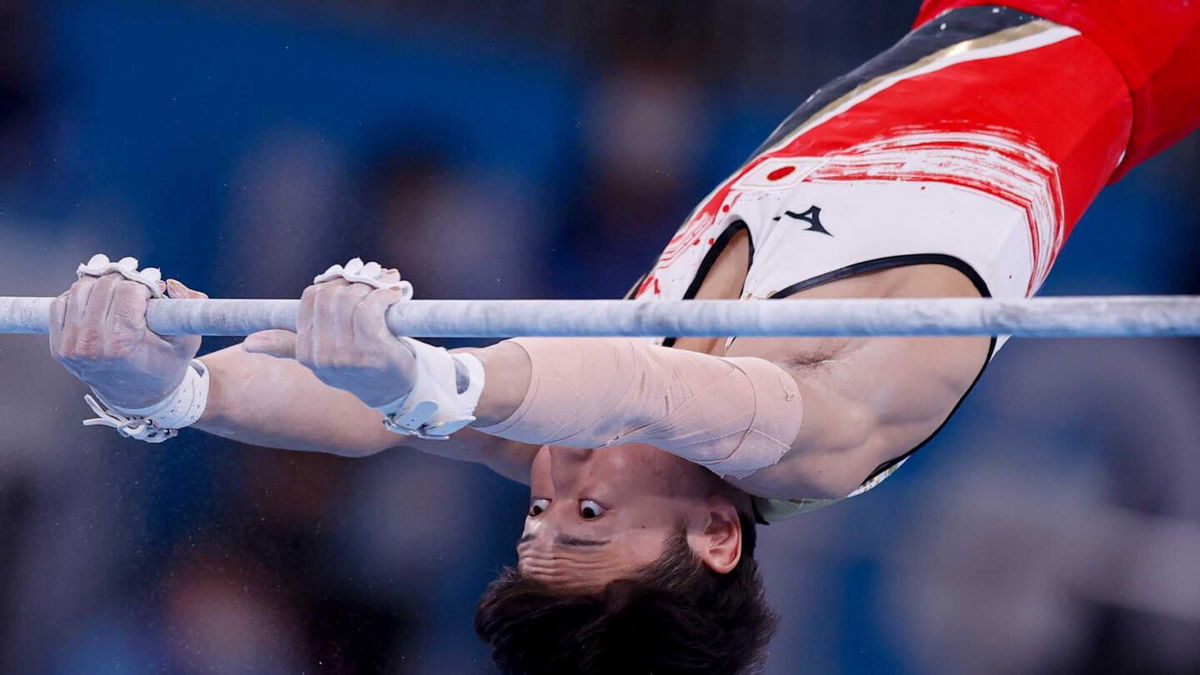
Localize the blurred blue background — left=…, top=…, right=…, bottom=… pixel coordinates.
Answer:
left=0, top=0, right=1197, bottom=672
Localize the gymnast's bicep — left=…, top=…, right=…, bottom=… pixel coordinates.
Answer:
left=723, top=267, right=991, bottom=499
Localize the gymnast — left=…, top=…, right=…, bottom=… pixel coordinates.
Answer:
left=46, top=1, right=1199, bottom=673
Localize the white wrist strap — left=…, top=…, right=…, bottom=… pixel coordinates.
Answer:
left=83, top=360, right=210, bottom=443
left=373, top=340, right=485, bottom=440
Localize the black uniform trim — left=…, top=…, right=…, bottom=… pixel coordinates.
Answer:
left=769, top=253, right=989, bottom=299
left=753, top=5, right=1041, bottom=157
left=661, top=221, right=755, bottom=348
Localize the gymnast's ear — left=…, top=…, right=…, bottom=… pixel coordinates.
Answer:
left=243, top=330, right=297, bottom=359
left=696, top=496, right=743, bottom=574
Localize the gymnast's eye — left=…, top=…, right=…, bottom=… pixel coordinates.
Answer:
left=528, top=498, right=549, bottom=518
left=579, top=500, right=605, bottom=520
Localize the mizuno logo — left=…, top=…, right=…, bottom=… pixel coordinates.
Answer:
left=773, top=205, right=832, bottom=236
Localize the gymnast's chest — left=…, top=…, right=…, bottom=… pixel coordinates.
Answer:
left=631, top=214, right=746, bottom=304
left=631, top=173, right=818, bottom=305
left=633, top=217, right=754, bottom=353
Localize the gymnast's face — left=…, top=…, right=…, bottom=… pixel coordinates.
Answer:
left=518, top=443, right=742, bottom=592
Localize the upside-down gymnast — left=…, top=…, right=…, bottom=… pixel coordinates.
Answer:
left=46, top=2, right=1199, bottom=673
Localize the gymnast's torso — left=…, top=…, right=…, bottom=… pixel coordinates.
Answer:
left=623, top=2, right=1180, bottom=520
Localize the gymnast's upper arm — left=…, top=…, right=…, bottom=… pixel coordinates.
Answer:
left=723, top=266, right=991, bottom=500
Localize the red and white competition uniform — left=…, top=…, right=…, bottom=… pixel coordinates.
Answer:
left=918, top=0, right=1200, bottom=182
left=629, top=2, right=1200, bottom=519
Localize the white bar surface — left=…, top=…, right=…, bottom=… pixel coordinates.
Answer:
left=2, top=296, right=1199, bottom=338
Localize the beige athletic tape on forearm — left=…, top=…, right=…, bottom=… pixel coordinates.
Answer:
left=474, top=338, right=803, bottom=478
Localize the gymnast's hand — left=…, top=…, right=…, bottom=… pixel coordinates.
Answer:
left=49, top=274, right=206, bottom=410
left=242, top=267, right=418, bottom=408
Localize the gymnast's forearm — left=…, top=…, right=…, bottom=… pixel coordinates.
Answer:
left=194, top=345, right=398, bottom=456
left=195, top=344, right=541, bottom=480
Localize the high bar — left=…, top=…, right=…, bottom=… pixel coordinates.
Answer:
left=2, top=296, right=1199, bottom=338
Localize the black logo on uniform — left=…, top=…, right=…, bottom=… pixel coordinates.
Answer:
left=773, top=205, right=832, bottom=236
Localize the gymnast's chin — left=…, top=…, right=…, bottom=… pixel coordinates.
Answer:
left=474, top=443, right=776, bottom=675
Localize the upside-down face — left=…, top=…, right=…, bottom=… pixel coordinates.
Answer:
left=518, top=443, right=744, bottom=592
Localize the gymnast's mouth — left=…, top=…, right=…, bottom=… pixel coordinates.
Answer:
left=516, top=534, right=643, bottom=592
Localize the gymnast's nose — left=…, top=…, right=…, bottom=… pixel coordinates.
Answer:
left=546, top=446, right=595, bottom=490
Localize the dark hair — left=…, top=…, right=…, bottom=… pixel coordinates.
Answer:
left=475, top=512, right=777, bottom=675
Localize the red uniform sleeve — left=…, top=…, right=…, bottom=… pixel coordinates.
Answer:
left=916, top=0, right=1200, bottom=181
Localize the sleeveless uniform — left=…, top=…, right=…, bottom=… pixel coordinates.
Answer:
left=626, top=3, right=1200, bottom=522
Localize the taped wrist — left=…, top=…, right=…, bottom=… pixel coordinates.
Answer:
left=474, top=338, right=803, bottom=478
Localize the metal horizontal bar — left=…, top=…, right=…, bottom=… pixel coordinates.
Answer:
left=2, top=296, right=1199, bottom=338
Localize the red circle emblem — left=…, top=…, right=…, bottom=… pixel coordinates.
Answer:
left=767, top=166, right=796, bottom=181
